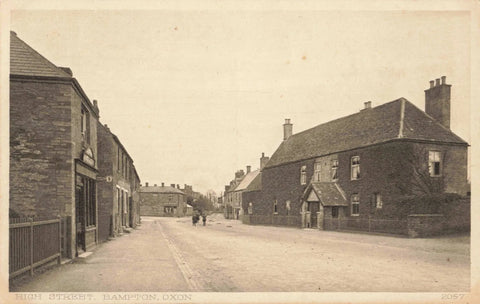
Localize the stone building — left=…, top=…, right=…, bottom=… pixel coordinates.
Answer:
left=97, top=123, right=141, bottom=241
left=10, top=32, right=101, bottom=258
left=231, top=166, right=260, bottom=220
left=139, top=183, right=187, bottom=217
left=243, top=77, right=469, bottom=233
left=223, top=169, right=246, bottom=219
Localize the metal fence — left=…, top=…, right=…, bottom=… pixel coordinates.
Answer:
left=245, top=215, right=301, bottom=227
left=324, top=217, right=408, bottom=235
left=9, top=217, right=61, bottom=278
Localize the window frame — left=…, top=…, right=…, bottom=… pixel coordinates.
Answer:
left=314, top=162, right=321, bottom=182
left=273, top=200, right=278, bottom=214
left=351, top=193, right=360, bottom=216
left=428, top=151, right=442, bottom=177
left=331, top=159, right=339, bottom=181
left=351, top=156, right=361, bottom=180
left=374, top=193, right=382, bottom=209
left=300, top=165, right=307, bottom=185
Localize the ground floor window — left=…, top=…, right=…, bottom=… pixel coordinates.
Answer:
left=374, top=193, right=382, bottom=209
left=76, top=174, right=96, bottom=227
left=273, top=200, right=278, bottom=214
left=164, top=207, right=176, bottom=214
left=351, top=194, right=359, bottom=216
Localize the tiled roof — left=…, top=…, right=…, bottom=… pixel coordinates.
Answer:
left=139, top=186, right=185, bottom=194
left=234, top=169, right=260, bottom=192
left=266, top=98, right=467, bottom=168
left=10, top=31, right=72, bottom=78
left=245, top=172, right=262, bottom=192
left=307, top=182, right=348, bottom=207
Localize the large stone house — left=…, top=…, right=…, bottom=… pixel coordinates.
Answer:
left=10, top=31, right=101, bottom=258
left=97, top=123, right=141, bottom=241
left=139, top=183, right=187, bottom=217
left=242, top=77, right=469, bottom=233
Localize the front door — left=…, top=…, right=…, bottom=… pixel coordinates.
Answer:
left=75, top=181, right=86, bottom=256
left=308, top=202, right=320, bottom=228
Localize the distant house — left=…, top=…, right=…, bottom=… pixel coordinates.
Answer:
left=243, top=77, right=469, bottom=233
left=10, top=31, right=101, bottom=258
left=97, top=123, right=141, bottom=241
left=223, top=169, right=246, bottom=219
left=139, top=183, right=187, bottom=217
left=232, top=166, right=260, bottom=220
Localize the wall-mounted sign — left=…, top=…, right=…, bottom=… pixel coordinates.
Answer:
left=82, top=147, right=95, bottom=167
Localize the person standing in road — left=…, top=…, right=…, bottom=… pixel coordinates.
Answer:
left=202, top=214, right=207, bottom=226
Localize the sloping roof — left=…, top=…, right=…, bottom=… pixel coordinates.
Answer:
left=304, top=182, right=348, bottom=206
left=10, top=31, right=72, bottom=78
left=266, top=98, right=468, bottom=168
left=245, top=172, right=262, bottom=192
left=139, top=186, right=185, bottom=194
left=234, top=169, right=260, bottom=192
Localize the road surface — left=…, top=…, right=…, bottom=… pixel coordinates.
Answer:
left=10, top=214, right=470, bottom=292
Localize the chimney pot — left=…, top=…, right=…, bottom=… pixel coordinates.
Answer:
left=441, top=76, right=446, bottom=85
left=161, top=182, right=164, bottom=187
left=246, top=165, right=251, bottom=173
left=435, top=78, right=440, bottom=86
left=430, top=80, right=435, bottom=88
left=145, top=182, right=149, bottom=187
left=177, top=184, right=180, bottom=189
left=171, top=184, right=175, bottom=188
left=364, top=101, right=372, bottom=109
left=154, top=184, right=157, bottom=187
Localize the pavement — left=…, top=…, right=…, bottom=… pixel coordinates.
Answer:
left=9, top=214, right=470, bottom=292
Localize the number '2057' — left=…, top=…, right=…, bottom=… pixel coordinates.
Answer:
left=441, top=294, right=465, bottom=300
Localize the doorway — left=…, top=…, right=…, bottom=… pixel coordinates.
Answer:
left=307, top=201, right=320, bottom=228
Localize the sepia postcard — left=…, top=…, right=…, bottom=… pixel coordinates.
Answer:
left=1, top=0, right=479, bottom=303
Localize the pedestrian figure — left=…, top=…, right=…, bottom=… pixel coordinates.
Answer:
left=192, top=214, right=196, bottom=226
left=202, top=214, right=207, bottom=226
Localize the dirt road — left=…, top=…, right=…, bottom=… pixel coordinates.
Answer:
left=11, top=215, right=470, bottom=292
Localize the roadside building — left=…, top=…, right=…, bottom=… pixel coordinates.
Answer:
left=223, top=169, right=246, bottom=219
left=231, top=166, right=260, bottom=220
left=245, top=78, right=469, bottom=234
left=10, top=32, right=101, bottom=258
left=139, top=183, right=187, bottom=217
left=97, top=123, right=141, bottom=241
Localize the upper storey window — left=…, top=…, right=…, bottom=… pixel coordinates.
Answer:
left=81, top=107, right=90, bottom=144
left=351, top=156, right=360, bottom=180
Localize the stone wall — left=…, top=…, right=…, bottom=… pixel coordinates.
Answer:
left=407, top=214, right=445, bottom=238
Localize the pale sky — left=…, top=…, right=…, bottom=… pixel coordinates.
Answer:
left=10, top=9, right=471, bottom=194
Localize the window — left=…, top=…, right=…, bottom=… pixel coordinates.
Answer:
left=332, top=206, right=339, bottom=218
left=332, top=160, right=338, bottom=181
left=429, top=151, right=442, bottom=177
left=286, top=200, right=291, bottom=215
left=351, top=193, right=360, bottom=216
left=300, top=165, right=307, bottom=185
left=248, top=202, right=253, bottom=215
left=80, top=107, right=90, bottom=144
left=374, top=193, right=382, bottom=209
left=351, top=156, right=360, bottom=180
left=314, top=162, right=321, bottom=181
left=273, top=200, right=278, bottom=214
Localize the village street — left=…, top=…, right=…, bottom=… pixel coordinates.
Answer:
left=11, top=215, right=470, bottom=292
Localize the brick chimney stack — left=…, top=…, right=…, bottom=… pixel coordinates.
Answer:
left=260, top=152, right=270, bottom=171
left=425, top=76, right=451, bottom=129
left=283, top=119, right=293, bottom=140
left=145, top=182, right=149, bottom=187
left=246, top=165, right=251, bottom=174
left=161, top=182, right=165, bottom=187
